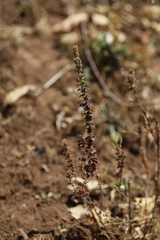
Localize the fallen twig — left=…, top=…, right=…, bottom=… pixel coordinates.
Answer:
left=34, top=64, right=73, bottom=96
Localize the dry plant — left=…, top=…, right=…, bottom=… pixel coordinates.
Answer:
left=127, top=69, right=160, bottom=201
left=127, top=69, right=160, bottom=239
left=63, top=45, right=100, bottom=209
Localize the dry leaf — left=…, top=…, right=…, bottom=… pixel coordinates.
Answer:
left=68, top=204, right=111, bottom=230
left=114, top=31, right=126, bottom=43
left=151, top=21, right=160, bottom=33
left=61, top=32, right=81, bottom=44
left=141, top=86, right=151, bottom=99
left=92, top=13, right=110, bottom=27
left=69, top=205, right=111, bottom=231
left=85, top=207, right=111, bottom=231
left=4, top=85, right=38, bottom=106
left=55, top=111, right=81, bottom=130
left=132, top=227, right=144, bottom=239
left=53, top=13, right=88, bottom=32
left=67, top=177, right=108, bottom=196
left=133, top=196, right=155, bottom=221
left=68, top=205, right=88, bottom=220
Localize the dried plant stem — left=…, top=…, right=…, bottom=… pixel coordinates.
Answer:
left=115, top=137, right=125, bottom=184
left=73, top=45, right=99, bottom=179
left=140, top=146, right=151, bottom=175
left=155, top=120, right=160, bottom=202
left=63, top=46, right=103, bottom=210
left=128, top=181, right=132, bottom=231
left=34, top=64, right=73, bottom=96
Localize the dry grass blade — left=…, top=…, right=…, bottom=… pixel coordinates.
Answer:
left=34, top=64, right=73, bottom=96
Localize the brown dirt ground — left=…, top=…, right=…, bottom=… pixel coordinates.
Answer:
left=0, top=1, right=160, bottom=240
